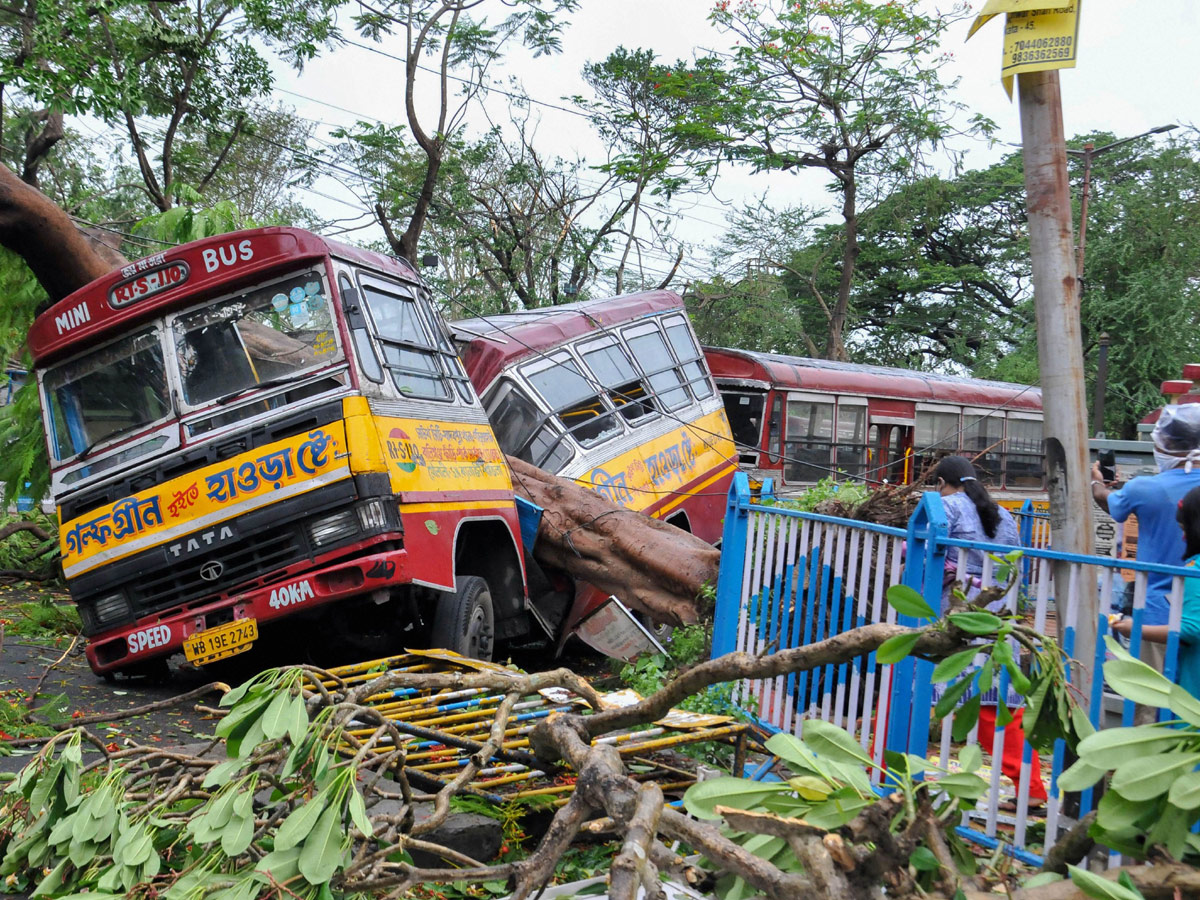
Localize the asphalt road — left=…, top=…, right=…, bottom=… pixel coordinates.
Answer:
left=0, top=583, right=226, bottom=776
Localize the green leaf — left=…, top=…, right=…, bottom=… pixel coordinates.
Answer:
left=682, top=777, right=788, bottom=820
left=348, top=787, right=373, bottom=838
left=909, top=846, right=940, bottom=872
left=203, top=758, right=244, bottom=789
left=886, top=584, right=936, bottom=619
left=947, top=612, right=1003, bottom=635
left=298, top=802, right=347, bottom=885
left=1168, top=770, right=1200, bottom=809
left=221, top=792, right=256, bottom=856
left=800, top=720, right=871, bottom=767
left=957, top=743, right=982, bottom=774
left=877, top=632, right=921, bottom=664
left=287, top=695, right=309, bottom=745
left=936, top=772, right=989, bottom=800
left=934, top=675, right=973, bottom=719
left=764, top=732, right=820, bottom=775
left=1077, top=725, right=1185, bottom=769
left=254, top=846, right=304, bottom=883
left=932, top=648, right=979, bottom=684
left=1097, top=789, right=1156, bottom=831
left=1111, top=752, right=1200, bottom=801
left=1168, top=683, right=1200, bottom=727
left=952, top=696, right=981, bottom=742
left=1055, top=759, right=1107, bottom=793
left=1104, top=657, right=1173, bottom=709
left=260, top=689, right=295, bottom=742
left=1066, top=864, right=1145, bottom=900
left=275, top=791, right=331, bottom=851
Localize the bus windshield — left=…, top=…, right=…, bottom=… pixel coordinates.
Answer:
left=173, top=270, right=337, bottom=407
left=44, top=327, right=171, bottom=461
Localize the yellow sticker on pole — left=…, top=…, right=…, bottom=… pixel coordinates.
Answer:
left=967, top=0, right=1081, bottom=98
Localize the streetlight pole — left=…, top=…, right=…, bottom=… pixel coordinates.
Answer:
left=1069, top=124, right=1177, bottom=280
left=1068, top=124, right=1176, bottom=437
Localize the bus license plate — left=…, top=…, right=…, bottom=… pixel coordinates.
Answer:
left=184, top=618, right=258, bottom=665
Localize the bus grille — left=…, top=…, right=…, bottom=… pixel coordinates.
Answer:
left=126, top=526, right=307, bottom=616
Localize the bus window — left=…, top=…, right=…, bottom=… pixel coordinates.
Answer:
left=624, top=324, right=690, bottom=410
left=525, top=353, right=620, bottom=448
left=962, top=412, right=1004, bottom=483
left=1005, top=417, right=1045, bottom=488
left=339, top=275, right=383, bottom=383
left=914, top=409, right=961, bottom=477
left=486, top=380, right=573, bottom=472
left=663, top=316, right=714, bottom=400
left=834, top=403, right=867, bottom=478
left=724, top=392, right=765, bottom=464
left=361, top=281, right=452, bottom=401
left=783, top=398, right=834, bottom=483
left=44, top=327, right=171, bottom=460
left=579, top=338, right=654, bottom=422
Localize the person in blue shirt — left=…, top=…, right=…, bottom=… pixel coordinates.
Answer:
left=1117, top=485, right=1200, bottom=700
left=1093, top=404, right=1200, bottom=699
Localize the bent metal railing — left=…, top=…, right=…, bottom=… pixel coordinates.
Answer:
left=712, top=472, right=1200, bottom=863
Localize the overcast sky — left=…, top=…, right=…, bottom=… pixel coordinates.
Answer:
left=271, top=0, right=1200, bottom=283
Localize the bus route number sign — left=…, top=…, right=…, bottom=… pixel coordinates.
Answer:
left=109, top=260, right=190, bottom=308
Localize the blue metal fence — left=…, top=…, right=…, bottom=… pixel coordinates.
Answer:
left=712, top=471, right=1200, bottom=861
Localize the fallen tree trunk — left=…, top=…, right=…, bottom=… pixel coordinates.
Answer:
left=507, top=454, right=719, bottom=626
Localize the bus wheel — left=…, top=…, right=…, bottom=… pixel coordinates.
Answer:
left=432, top=576, right=495, bottom=661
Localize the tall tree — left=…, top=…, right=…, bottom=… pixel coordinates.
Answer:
left=575, top=47, right=700, bottom=295
left=672, top=0, right=988, bottom=360
left=349, top=0, right=578, bottom=264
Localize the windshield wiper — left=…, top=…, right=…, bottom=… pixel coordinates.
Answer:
left=213, top=375, right=297, bottom=406
left=76, top=421, right=149, bottom=462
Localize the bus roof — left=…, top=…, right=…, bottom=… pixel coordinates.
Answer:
left=454, top=290, right=686, bottom=392
left=28, top=227, right=421, bottom=366
left=704, top=346, right=1043, bottom=411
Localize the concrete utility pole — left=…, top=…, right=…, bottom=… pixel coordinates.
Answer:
left=1017, top=70, right=1097, bottom=695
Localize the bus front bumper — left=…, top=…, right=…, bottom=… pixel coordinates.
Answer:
left=85, top=546, right=411, bottom=674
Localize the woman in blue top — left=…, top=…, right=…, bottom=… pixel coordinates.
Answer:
left=933, top=455, right=1020, bottom=611
left=931, top=455, right=1046, bottom=803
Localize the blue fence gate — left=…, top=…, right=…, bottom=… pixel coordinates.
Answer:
left=712, top=472, right=1200, bottom=863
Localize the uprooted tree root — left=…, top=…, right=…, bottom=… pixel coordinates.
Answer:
left=0, top=623, right=1176, bottom=900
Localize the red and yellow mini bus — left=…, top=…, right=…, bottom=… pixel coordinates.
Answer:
left=704, top=347, right=1046, bottom=505
left=455, top=292, right=738, bottom=649
left=30, top=228, right=537, bottom=675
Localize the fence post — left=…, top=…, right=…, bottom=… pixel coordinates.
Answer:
left=886, top=491, right=948, bottom=760
left=711, top=472, right=752, bottom=659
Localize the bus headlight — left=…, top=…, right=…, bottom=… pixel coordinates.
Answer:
left=307, top=510, right=359, bottom=547
left=93, top=592, right=131, bottom=628
left=356, top=499, right=390, bottom=533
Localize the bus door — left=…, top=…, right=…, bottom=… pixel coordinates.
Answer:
left=721, top=390, right=766, bottom=465
left=867, top=399, right=915, bottom=484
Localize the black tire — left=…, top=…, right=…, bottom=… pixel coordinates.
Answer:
left=431, top=576, right=495, bottom=661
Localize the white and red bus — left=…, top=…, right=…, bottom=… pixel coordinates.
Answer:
left=704, top=347, right=1045, bottom=504
left=455, top=292, right=738, bottom=648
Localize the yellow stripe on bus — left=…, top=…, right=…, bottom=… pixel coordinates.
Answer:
left=654, top=462, right=740, bottom=518
left=402, top=500, right=516, bottom=513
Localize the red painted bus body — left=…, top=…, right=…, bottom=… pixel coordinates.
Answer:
left=30, top=228, right=535, bottom=675
left=704, top=347, right=1046, bottom=502
left=455, top=292, right=738, bottom=653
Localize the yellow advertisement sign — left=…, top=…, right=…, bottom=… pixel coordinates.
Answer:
left=375, top=416, right=512, bottom=496
left=968, top=0, right=1081, bottom=98
left=61, top=422, right=350, bottom=578
left=578, top=408, right=736, bottom=515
